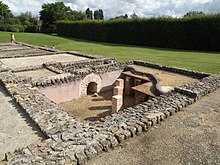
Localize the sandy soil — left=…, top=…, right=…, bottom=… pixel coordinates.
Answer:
left=88, top=88, right=220, bottom=165
left=14, top=69, right=57, bottom=79
left=0, top=85, right=44, bottom=161
left=1, top=54, right=88, bottom=69
left=130, top=65, right=198, bottom=87
left=59, top=90, right=135, bottom=122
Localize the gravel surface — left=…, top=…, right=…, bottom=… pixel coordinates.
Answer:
left=60, top=90, right=135, bottom=122
left=0, top=85, right=44, bottom=161
left=88, top=88, right=220, bottom=165
left=131, top=65, right=198, bottom=87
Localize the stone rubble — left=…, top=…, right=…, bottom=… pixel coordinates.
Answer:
left=0, top=71, right=219, bottom=165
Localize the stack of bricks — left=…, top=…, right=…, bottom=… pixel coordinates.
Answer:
left=112, top=79, right=124, bottom=113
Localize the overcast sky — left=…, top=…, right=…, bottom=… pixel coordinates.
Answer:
left=2, top=0, right=220, bottom=19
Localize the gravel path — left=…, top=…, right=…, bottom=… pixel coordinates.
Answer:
left=0, top=85, right=44, bottom=161
left=88, top=88, right=220, bottom=165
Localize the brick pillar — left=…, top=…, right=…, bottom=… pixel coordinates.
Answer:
left=124, top=76, right=132, bottom=95
left=114, top=86, right=123, bottom=96
left=112, top=95, right=123, bottom=113
left=115, top=79, right=124, bottom=89
left=112, top=79, right=124, bottom=113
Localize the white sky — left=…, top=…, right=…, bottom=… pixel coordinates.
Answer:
left=2, top=0, right=220, bottom=19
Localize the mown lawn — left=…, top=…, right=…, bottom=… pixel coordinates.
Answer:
left=0, top=31, right=219, bottom=74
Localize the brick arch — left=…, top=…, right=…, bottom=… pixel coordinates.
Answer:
left=80, top=74, right=102, bottom=97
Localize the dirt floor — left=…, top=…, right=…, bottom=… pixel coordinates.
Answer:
left=130, top=65, right=198, bottom=87
left=14, top=69, right=57, bottom=79
left=0, top=53, right=88, bottom=69
left=88, top=88, right=220, bottom=165
left=0, top=85, right=44, bottom=161
left=59, top=90, right=135, bottom=122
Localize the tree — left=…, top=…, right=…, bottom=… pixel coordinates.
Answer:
left=0, top=1, right=12, bottom=22
left=39, top=2, right=74, bottom=33
left=110, top=14, right=128, bottom=20
left=85, top=8, right=93, bottom=20
left=72, top=10, right=87, bottom=21
left=184, top=11, right=205, bottom=18
left=94, top=9, right=104, bottom=20
left=130, top=11, right=138, bottom=19
left=17, top=12, right=32, bottom=25
left=18, top=12, right=40, bottom=32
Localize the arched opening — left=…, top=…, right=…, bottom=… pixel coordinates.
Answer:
left=87, top=82, right=98, bottom=95
left=80, top=74, right=102, bottom=97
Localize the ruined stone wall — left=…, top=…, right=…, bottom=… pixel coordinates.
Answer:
left=43, top=58, right=116, bottom=74
left=38, top=80, right=81, bottom=103
left=0, top=43, right=219, bottom=164
left=1, top=64, right=220, bottom=164
left=33, top=61, right=130, bottom=88
left=134, top=60, right=210, bottom=79
left=124, top=66, right=163, bottom=96
left=38, top=70, right=123, bottom=103
left=0, top=51, right=62, bottom=59
left=0, top=42, right=100, bottom=60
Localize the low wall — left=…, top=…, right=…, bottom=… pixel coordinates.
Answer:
left=1, top=72, right=220, bottom=165
left=38, top=80, right=81, bottom=103
left=38, top=70, right=123, bottom=103
left=133, top=60, right=210, bottom=79
left=1, top=53, right=220, bottom=164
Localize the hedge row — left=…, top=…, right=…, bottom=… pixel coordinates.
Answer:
left=0, top=24, right=39, bottom=33
left=56, top=14, right=220, bottom=51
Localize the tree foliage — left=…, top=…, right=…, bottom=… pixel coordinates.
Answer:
left=94, top=9, right=104, bottom=20
left=184, top=11, right=205, bottom=18
left=0, top=1, right=12, bottom=21
left=0, top=1, right=40, bottom=32
left=40, top=2, right=74, bottom=33
left=85, top=8, right=93, bottom=20
left=130, top=11, right=138, bottom=19
left=39, top=2, right=87, bottom=33
left=110, top=14, right=128, bottom=20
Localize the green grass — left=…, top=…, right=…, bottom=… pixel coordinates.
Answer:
left=0, top=31, right=219, bottom=74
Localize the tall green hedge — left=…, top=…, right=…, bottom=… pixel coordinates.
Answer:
left=56, top=14, right=220, bottom=51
